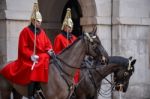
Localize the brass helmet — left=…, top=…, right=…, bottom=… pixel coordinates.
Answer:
left=30, top=0, right=42, bottom=22
left=61, top=8, right=73, bottom=30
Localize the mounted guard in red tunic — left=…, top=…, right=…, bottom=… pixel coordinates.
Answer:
left=0, top=1, right=54, bottom=98
left=53, top=8, right=80, bottom=84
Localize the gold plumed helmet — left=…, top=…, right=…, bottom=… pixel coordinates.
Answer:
left=30, top=0, right=42, bottom=22
left=61, top=8, right=73, bottom=30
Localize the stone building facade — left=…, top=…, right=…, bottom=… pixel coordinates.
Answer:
left=0, top=0, right=150, bottom=99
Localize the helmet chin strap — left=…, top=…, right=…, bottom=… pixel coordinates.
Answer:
left=31, top=1, right=38, bottom=70
left=31, top=21, right=36, bottom=70
left=33, top=20, right=37, bottom=55
left=67, top=28, right=69, bottom=47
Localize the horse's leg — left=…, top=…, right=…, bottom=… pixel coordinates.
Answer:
left=0, top=89, right=11, bottom=99
left=0, top=75, right=12, bottom=99
left=12, top=88, right=23, bottom=99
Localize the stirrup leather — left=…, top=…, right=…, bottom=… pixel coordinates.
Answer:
left=36, top=89, right=46, bottom=99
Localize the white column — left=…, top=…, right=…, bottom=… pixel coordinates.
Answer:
left=0, top=0, right=34, bottom=66
left=112, top=0, right=150, bottom=98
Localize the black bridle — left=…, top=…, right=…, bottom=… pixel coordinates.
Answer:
left=84, top=33, right=108, bottom=64
left=82, top=59, right=134, bottom=98
left=80, top=59, right=116, bottom=98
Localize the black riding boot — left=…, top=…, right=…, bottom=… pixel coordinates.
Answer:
left=70, top=86, right=77, bottom=99
left=28, top=82, right=35, bottom=99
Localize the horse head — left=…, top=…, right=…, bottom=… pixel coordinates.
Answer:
left=113, top=57, right=136, bottom=92
left=83, top=27, right=109, bottom=65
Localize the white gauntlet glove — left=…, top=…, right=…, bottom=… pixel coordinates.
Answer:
left=31, top=54, right=39, bottom=63
left=48, top=49, right=56, bottom=59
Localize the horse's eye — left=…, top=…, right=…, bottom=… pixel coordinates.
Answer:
left=92, top=44, right=97, bottom=48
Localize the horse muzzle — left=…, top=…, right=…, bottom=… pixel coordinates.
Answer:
left=115, top=83, right=126, bottom=92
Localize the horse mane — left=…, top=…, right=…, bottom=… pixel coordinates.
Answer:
left=109, top=56, right=129, bottom=68
left=58, top=36, right=82, bottom=55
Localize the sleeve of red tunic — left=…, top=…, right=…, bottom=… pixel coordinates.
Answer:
left=73, top=35, right=77, bottom=41
left=53, top=35, right=63, bottom=54
left=18, top=28, right=33, bottom=59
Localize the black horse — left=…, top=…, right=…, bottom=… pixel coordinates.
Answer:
left=74, top=56, right=136, bottom=99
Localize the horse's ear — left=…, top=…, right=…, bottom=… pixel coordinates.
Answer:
left=129, top=56, right=132, bottom=60
left=131, top=59, right=136, bottom=66
left=92, top=26, right=97, bottom=35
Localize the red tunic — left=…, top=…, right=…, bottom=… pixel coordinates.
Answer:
left=0, top=27, right=52, bottom=85
left=54, top=32, right=80, bottom=84
left=54, top=32, right=77, bottom=54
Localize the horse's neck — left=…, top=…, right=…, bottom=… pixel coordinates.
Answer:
left=58, top=39, right=86, bottom=76
left=100, top=64, right=120, bottom=77
left=81, top=63, right=120, bottom=97
left=94, top=56, right=128, bottom=83
left=45, top=39, right=86, bottom=98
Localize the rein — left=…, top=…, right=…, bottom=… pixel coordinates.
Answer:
left=51, top=57, right=74, bottom=99
left=57, top=57, right=104, bottom=70
left=95, top=70, right=114, bottom=85
left=95, top=70, right=116, bottom=97
left=87, top=69, right=116, bottom=97
left=83, top=61, right=116, bottom=97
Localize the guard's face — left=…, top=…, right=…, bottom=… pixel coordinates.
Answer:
left=64, top=25, right=72, bottom=33
left=35, top=20, right=42, bottom=28
left=32, top=19, right=42, bottom=28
